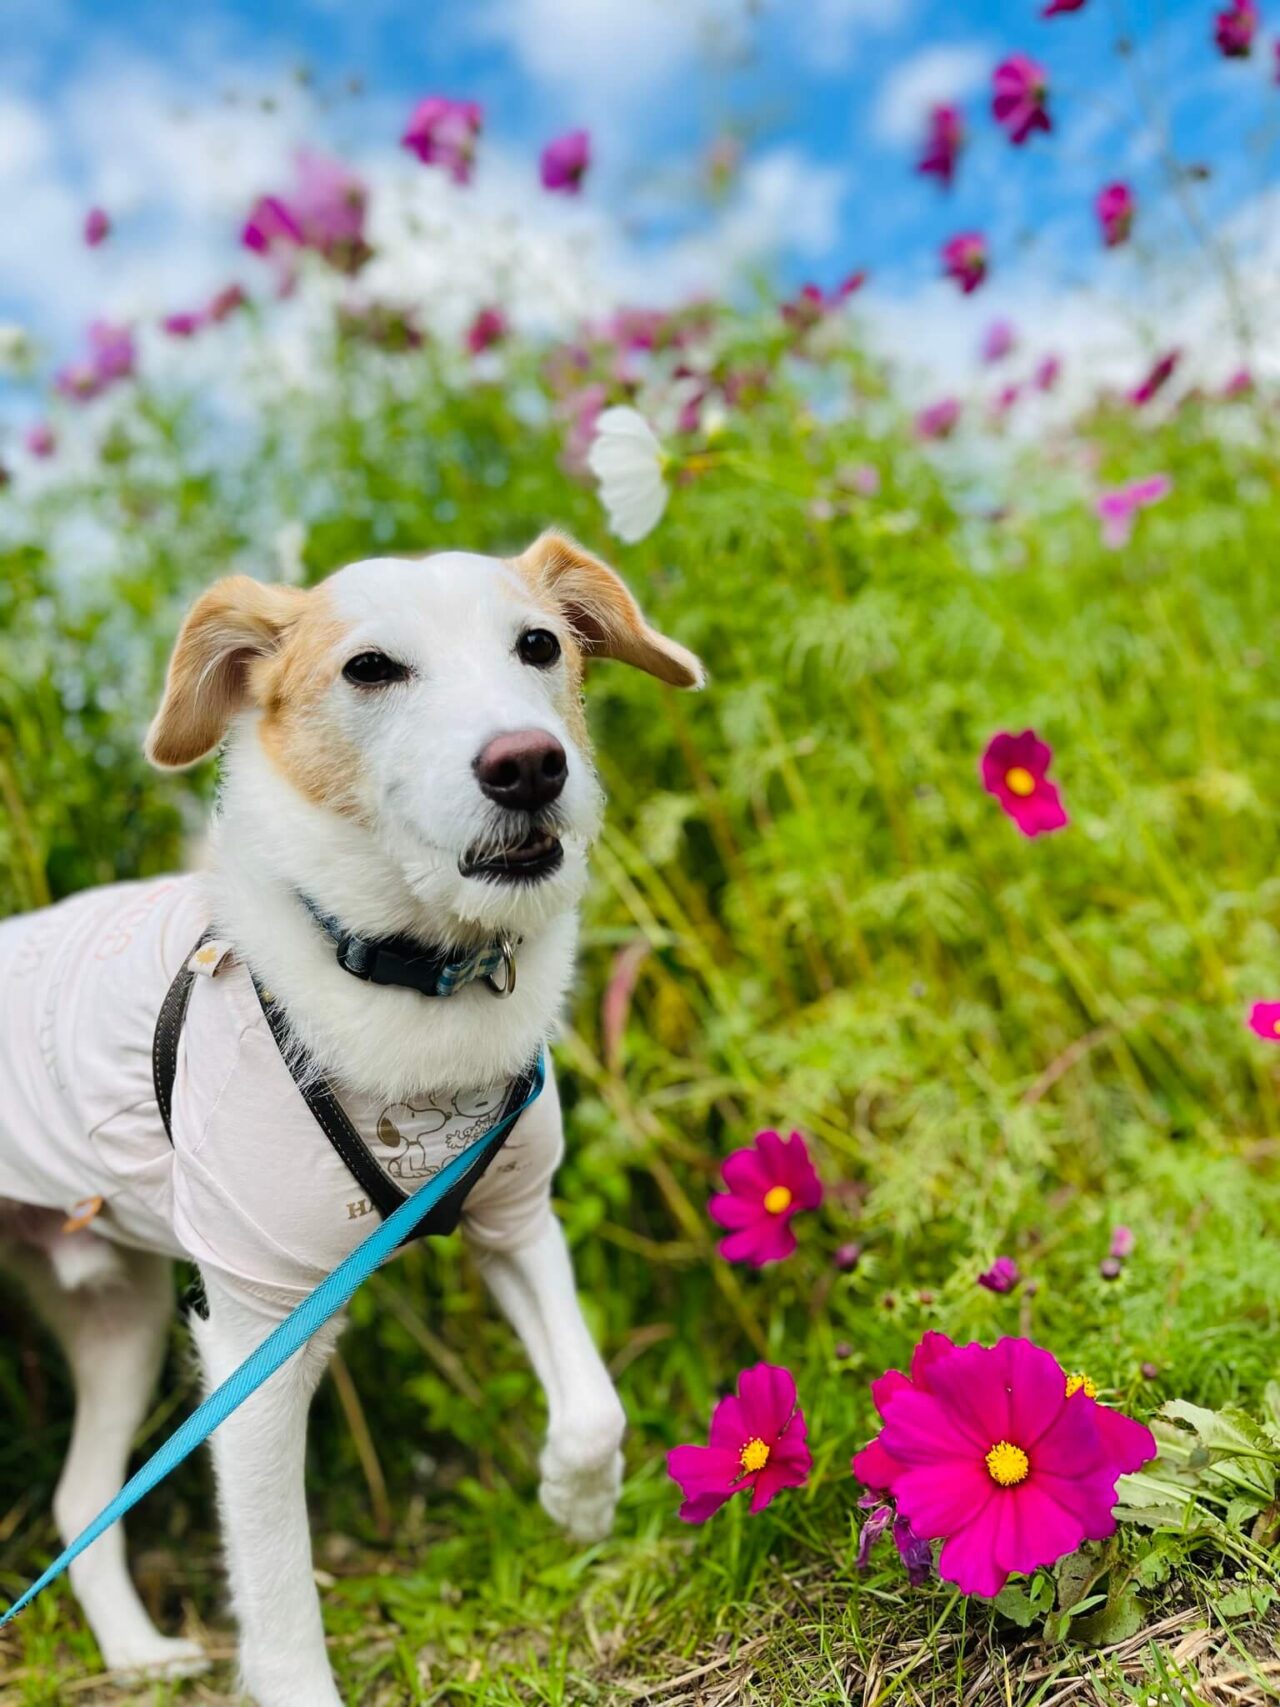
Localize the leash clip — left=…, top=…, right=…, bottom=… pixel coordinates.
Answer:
left=487, top=932, right=517, bottom=998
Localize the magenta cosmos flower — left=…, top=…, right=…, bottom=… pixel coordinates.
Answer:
left=918, top=105, right=964, bottom=188
left=981, top=319, right=1016, bottom=363
left=1095, top=473, right=1172, bottom=548
left=243, top=153, right=369, bottom=280
left=915, top=397, right=962, bottom=441
left=1215, top=0, right=1259, bottom=56
left=1043, top=0, right=1088, bottom=13
left=83, top=206, right=110, bottom=246
left=465, top=306, right=508, bottom=355
left=708, top=1130, right=823, bottom=1267
left=1129, top=348, right=1179, bottom=406
left=992, top=55, right=1052, bottom=145
left=54, top=319, right=136, bottom=402
left=942, top=232, right=987, bottom=294
left=1034, top=353, right=1061, bottom=391
left=978, top=1256, right=1020, bottom=1294
left=780, top=272, right=866, bottom=332
left=1248, top=1001, right=1280, bottom=1041
left=1096, top=182, right=1135, bottom=248
left=24, top=422, right=55, bottom=459
left=668, top=1364, right=811, bottom=1522
left=540, top=129, right=591, bottom=193
left=401, top=95, right=483, bottom=183
left=981, top=730, right=1069, bottom=837
left=852, top=1333, right=1156, bottom=1598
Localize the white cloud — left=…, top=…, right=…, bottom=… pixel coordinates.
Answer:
left=873, top=42, right=991, bottom=147
left=794, top=0, right=916, bottom=71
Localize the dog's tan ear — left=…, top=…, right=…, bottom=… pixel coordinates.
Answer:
left=146, top=576, right=309, bottom=769
left=516, top=531, right=704, bottom=689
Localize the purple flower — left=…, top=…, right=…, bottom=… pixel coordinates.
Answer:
left=1129, top=349, right=1179, bottom=406
left=992, top=55, right=1052, bottom=145
left=978, top=1256, right=1021, bottom=1294
left=1034, top=354, right=1062, bottom=392
left=918, top=105, right=964, bottom=189
left=915, top=397, right=962, bottom=440
left=1109, top=1226, right=1136, bottom=1260
left=465, top=306, right=508, bottom=355
left=540, top=129, right=591, bottom=194
left=1215, top=0, right=1258, bottom=57
left=942, top=232, right=988, bottom=293
left=162, top=311, right=205, bottom=339
left=24, top=422, right=55, bottom=459
left=1097, top=182, right=1135, bottom=248
left=981, top=319, right=1016, bottom=363
left=83, top=207, right=110, bottom=247
left=243, top=153, right=370, bottom=281
left=55, top=319, right=136, bottom=402
left=402, top=96, right=483, bottom=183
left=856, top=1498, right=934, bottom=1585
left=1095, top=473, right=1172, bottom=548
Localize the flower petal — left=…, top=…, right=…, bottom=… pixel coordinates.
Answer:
left=736, top=1364, right=799, bottom=1440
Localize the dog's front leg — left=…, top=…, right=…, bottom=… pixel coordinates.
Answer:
left=473, top=1216, right=626, bottom=1542
left=191, top=1271, right=345, bottom=1707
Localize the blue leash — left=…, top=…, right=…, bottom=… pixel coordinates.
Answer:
left=0, top=1051, right=545, bottom=1628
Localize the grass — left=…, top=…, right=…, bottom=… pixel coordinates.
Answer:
left=2, top=314, right=1279, bottom=1703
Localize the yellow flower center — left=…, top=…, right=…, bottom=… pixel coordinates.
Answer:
left=985, top=1440, right=1030, bottom=1487
left=1273, top=1017, right=1280, bottom=1037
left=1066, top=1372, right=1098, bottom=1400
left=762, top=1185, right=794, bottom=1215
left=740, top=1437, right=770, bottom=1474
left=1004, top=766, right=1036, bottom=798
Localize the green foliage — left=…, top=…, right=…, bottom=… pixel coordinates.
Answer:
left=1, top=310, right=1279, bottom=1700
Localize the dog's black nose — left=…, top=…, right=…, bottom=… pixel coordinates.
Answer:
left=474, top=730, right=567, bottom=811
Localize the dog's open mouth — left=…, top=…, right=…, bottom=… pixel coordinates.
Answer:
left=460, top=829, right=564, bottom=884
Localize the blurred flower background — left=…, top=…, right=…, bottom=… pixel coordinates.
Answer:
left=3, top=2, right=1280, bottom=1703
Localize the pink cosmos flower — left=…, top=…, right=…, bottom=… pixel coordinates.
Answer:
left=54, top=319, right=136, bottom=402
left=1223, top=366, right=1254, bottom=398
left=992, top=55, right=1052, bottom=145
left=162, top=311, right=204, bottom=339
left=780, top=272, right=866, bottom=333
left=1096, top=182, right=1135, bottom=248
left=1248, top=1001, right=1280, bottom=1041
left=918, top=105, right=965, bottom=189
left=978, top=1256, right=1020, bottom=1293
left=852, top=1334, right=1156, bottom=1598
left=207, top=283, right=248, bottom=323
left=243, top=153, right=369, bottom=281
left=1095, top=473, right=1172, bottom=548
left=24, top=422, right=55, bottom=459
left=465, top=306, right=508, bottom=355
left=401, top=95, right=483, bottom=183
left=668, top=1364, right=811, bottom=1522
left=1129, top=349, right=1179, bottom=406
left=540, top=129, right=591, bottom=194
left=942, top=232, right=988, bottom=294
left=993, top=383, right=1021, bottom=418
left=915, top=397, right=962, bottom=441
left=1215, top=0, right=1258, bottom=56
left=1109, top=1225, right=1136, bottom=1260
left=83, top=207, right=110, bottom=246
left=981, top=319, right=1016, bottom=363
left=708, top=1130, right=823, bottom=1267
left=1043, top=0, right=1088, bottom=13
left=980, top=730, right=1069, bottom=838
left=1034, top=354, right=1061, bottom=392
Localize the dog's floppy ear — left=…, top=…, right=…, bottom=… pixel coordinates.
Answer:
left=516, top=531, right=704, bottom=689
left=146, top=576, right=309, bottom=769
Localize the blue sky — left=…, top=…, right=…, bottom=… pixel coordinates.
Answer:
left=2, top=0, right=1278, bottom=393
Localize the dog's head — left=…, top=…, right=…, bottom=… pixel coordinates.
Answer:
left=146, top=532, right=703, bottom=936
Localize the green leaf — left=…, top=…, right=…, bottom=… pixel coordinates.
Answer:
left=993, top=1585, right=1039, bottom=1628
left=1074, top=1589, right=1146, bottom=1648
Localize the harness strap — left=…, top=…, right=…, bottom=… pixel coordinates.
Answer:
left=0, top=1051, right=546, bottom=1631
left=152, top=936, right=532, bottom=1246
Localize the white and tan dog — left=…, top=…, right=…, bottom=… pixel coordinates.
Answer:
left=0, top=532, right=702, bottom=1707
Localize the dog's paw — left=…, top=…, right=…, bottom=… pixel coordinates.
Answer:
left=104, top=1634, right=209, bottom=1682
left=539, top=1446, right=624, bottom=1543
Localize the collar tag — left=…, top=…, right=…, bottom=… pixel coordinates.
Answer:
left=188, top=939, right=235, bottom=978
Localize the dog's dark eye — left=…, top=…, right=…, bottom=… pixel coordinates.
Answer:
left=342, top=651, right=410, bottom=687
left=517, top=629, right=560, bottom=668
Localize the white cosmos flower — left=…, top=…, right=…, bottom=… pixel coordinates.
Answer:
left=587, top=406, right=669, bottom=544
